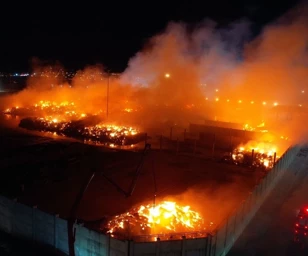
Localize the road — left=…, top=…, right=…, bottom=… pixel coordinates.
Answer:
left=228, top=146, right=308, bottom=255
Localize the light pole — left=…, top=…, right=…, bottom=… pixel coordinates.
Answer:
left=106, top=74, right=110, bottom=119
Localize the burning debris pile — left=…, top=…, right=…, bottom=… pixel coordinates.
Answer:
left=105, top=201, right=213, bottom=241
left=222, top=142, right=278, bottom=170
left=3, top=101, right=83, bottom=120
left=3, top=101, right=144, bottom=146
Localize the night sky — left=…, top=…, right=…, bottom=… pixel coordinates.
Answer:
left=0, top=0, right=299, bottom=72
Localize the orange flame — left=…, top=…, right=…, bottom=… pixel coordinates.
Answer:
left=107, top=201, right=211, bottom=236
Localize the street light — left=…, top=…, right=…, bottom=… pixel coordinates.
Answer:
left=165, top=73, right=170, bottom=78
left=106, top=73, right=110, bottom=119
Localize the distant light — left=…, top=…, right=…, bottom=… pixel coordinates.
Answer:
left=299, top=104, right=302, bottom=107
left=205, top=97, right=208, bottom=101
left=215, top=89, right=219, bottom=92
left=302, top=90, right=305, bottom=93
left=165, top=73, right=170, bottom=78
left=273, top=102, right=278, bottom=106
left=238, top=100, right=242, bottom=103
left=226, top=99, right=230, bottom=102
left=262, top=101, right=267, bottom=105
left=250, top=101, right=254, bottom=104
left=215, top=97, right=219, bottom=102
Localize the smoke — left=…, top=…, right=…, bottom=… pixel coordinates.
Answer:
left=1, top=3, right=308, bottom=143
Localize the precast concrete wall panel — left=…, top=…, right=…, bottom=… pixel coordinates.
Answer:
left=34, top=208, right=55, bottom=247
left=55, top=217, right=69, bottom=254
left=0, top=196, right=13, bottom=233
left=159, top=240, right=182, bottom=256
left=132, top=242, right=157, bottom=256
left=12, top=202, right=33, bottom=240
left=75, top=225, right=102, bottom=256
left=110, top=236, right=128, bottom=256
left=185, top=238, right=208, bottom=256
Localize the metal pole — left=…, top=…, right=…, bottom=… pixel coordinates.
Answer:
left=106, top=74, right=110, bottom=119
left=212, top=134, right=216, bottom=158
left=68, top=169, right=96, bottom=256
left=251, top=149, right=254, bottom=166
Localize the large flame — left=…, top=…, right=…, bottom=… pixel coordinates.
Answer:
left=106, top=201, right=212, bottom=238
left=231, top=141, right=279, bottom=169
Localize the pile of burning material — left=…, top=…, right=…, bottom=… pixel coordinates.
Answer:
left=105, top=201, right=213, bottom=241
left=222, top=144, right=278, bottom=170
left=18, top=117, right=144, bottom=146
left=3, top=101, right=80, bottom=118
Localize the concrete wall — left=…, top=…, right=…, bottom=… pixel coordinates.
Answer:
left=210, top=145, right=300, bottom=256
left=0, top=195, right=211, bottom=256
left=0, top=196, right=69, bottom=255
left=130, top=237, right=210, bottom=256
left=75, top=225, right=128, bottom=256
left=0, top=145, right=299, bottom=256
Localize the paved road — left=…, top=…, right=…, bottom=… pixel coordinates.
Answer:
left=228, top=146, right=308, bottom=255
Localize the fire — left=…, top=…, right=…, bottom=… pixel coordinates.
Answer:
left=106, top=201, right=211, bottom=238
left=4, top=101, right=143, bottom=146
left=231, top=141, right=279, bottom=170
left=4, top=100, right=82, bottom=122
left=243, top=122, right=267, bottom=132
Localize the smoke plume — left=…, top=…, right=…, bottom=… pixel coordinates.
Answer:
left=1, top=3, right=308, bottom=144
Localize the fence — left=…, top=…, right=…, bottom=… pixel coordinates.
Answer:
left=0, top=194, right=211, bottom=256
left=0, top=145, right=300, bottom=256
left=0, top=196, right=69, bottom=254
left=209, top=144, right=300, bottom=256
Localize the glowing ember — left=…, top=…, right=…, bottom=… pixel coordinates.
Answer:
left=18, top=117, right=142, bottom=145
left=106, top=201, right=211, bottom=238
left=4, top=101, right=80, bottom=120
left=243, top=122, right=268, bottom=133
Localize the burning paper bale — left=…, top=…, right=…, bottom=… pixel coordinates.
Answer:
left=222, top=142, right=278, bottom=170
left=19, top=117, right=144, bottom=146
left=4, top=101, right=145, bottom=146
left=105, top=201, right=213, bottom=240
left=4, top=101, right=81, bottom=119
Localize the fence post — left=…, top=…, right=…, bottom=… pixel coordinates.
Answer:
left=212, top=134, right=216, bottom=158
left=156, top=238, right=161, bottom=256
left=176, top=138, right=179, bottom=155
left=32, top=205, right=37, bottom=244
left=229, top=129, right=233, bottom=150
left=160, top=135, right=162, bottom=151
left=181, top=236, right=186, bottom=256
left=223, top=217, right=229, bottom=254
left=144, top=133, right=148, bottom=147
left=233, top=209, right=238, bottom=241
left=128, top=240, right=134, bottom=256
left=193, top=139, right=197, bottom=155
left=107, top=233, right=111, bottom=256
left=54, top=214, right=59, bottom=251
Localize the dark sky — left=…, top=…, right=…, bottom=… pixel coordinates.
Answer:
left=0, top=0, right=299, bottom=72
